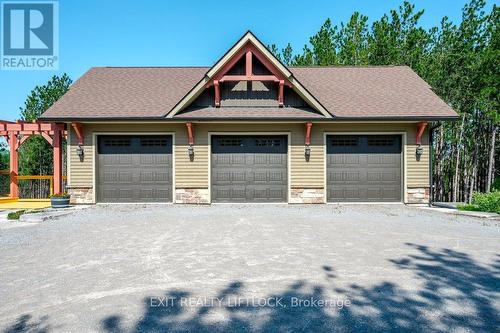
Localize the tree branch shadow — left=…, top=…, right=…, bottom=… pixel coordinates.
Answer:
left=3, top=243, right=499, bottom=332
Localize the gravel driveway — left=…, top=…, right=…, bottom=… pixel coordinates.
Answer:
left=0, top=204, right=499, bottom=333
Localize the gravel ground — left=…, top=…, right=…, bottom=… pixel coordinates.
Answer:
left=0, top=204, right=499, bottom=333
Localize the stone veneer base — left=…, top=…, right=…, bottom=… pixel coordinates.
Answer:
left=406, top=187, right=430, bottom=204
left=67, top=186, right=94, bottom=204
left=175, top=188, right=210, bottom=204
left=290, top=188, right=325, bottom=204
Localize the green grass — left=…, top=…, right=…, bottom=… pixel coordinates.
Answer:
left=7, top=210, right=26, bottom=220
left=457, top=204, right=481, bottom=211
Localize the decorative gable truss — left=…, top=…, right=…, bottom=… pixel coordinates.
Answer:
left=166, top=31, right=332, bottom=118
left=207, top=42, right=292, bottom=107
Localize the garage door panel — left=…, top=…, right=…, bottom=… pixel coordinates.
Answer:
left=327, top=135, right=402, bottom=202
left=367, top=171, right=399, bottom=182
left=98, top=135, right=172, bottom=203
left=212, top=135, right=287, bottom=203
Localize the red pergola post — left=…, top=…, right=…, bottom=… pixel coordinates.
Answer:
left=9, top=133, right=18, bottom=198
left=52, top=128, right=62, bottom=195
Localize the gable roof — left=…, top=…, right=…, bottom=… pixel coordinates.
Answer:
left=165, top=31, right=331, bottom=118
left=40, top=32, right=458, bottom=121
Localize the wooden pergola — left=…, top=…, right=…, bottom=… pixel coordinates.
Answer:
left=0, top=120, right=67, bottom=198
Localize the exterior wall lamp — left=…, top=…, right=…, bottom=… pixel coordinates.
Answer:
left=76, top=145, right=84, bottom=161
left=304, top=122, right=312, bottom=162
left=415, top=122, right=428, bottom=162
left=186, top=122, right=195, bottom=161
left=416, top=145, right=424, bottom=161
left=304, top=145, right=311, bottom=161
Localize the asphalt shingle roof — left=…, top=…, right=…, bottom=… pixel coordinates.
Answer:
left=40, top=65, right=457, bottom=120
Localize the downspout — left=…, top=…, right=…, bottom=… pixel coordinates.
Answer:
left=429, top=122, right=441, bottom=207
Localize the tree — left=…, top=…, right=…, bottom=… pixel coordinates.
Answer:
left=338, top=12, right=369, bottom=65
left=268, top=43, right=294, bottom=66
left=368, top=1, right=428, bottom=69
left=309, top=18, right=339, bottom=65
left=18, top=74, right=72, bottom=177
left=271, top=0, right=499, bottom=202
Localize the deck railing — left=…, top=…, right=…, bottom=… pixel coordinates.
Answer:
left=0, top=170, right=67, bottom=198
left=0, top=170, right=8, bottom=197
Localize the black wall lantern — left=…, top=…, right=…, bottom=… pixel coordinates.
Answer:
left=76, top=145, right=84, bottom=162
left=416, top=145, right=424, bottom=161
left=187, top=145, right=194, bottom=161
left=304, top=145, right=311, bottom=161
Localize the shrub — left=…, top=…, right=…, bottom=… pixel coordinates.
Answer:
left=472, top=191, right=500, bottom=214
left=7, top=210, right=25, bottom=220
left=459, top=191, right=500, bottom=214
left=491, top=178, right=500, bottom=192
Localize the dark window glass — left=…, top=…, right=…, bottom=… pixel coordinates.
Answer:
left=140, top=138, right=168, bottom=147
left=218, top=138, right=243, bottom=146
left=368, top=137, right=396, bottom=146
left=255, top=138, right=281, bottom=147
left=103, top=139, right=131, bottom=147
left=331, top=136, right=358, bottom=146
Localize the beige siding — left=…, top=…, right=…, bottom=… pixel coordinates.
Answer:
left=68, top=126, right=94, bottom=187
left=68, top=122, right=430, bottom=200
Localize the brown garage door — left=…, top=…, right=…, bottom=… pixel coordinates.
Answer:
left=211, top=135, right=288, bottom=203
left=97, top=135, right=173, bottom=203
left=326, top=135, right=402, bottom=202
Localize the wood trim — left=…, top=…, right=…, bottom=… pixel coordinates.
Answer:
left=416, top=122, right=428, bottom=145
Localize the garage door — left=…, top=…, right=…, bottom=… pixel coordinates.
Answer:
left=326, top=135, right=402, bottom=202
left=97, top=135, right=173, bottom=203
left=211, top=135, right=287, bottom=203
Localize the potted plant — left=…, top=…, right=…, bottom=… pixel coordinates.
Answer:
left=50, top=193, right=70, bottom=208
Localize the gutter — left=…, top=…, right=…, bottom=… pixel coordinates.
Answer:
left=39, top=116, right=461, bottom=122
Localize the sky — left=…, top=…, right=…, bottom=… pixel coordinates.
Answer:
left=0, top=0, right=496, bottom=122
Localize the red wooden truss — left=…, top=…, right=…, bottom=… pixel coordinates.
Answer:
left=416, top=122, right=428, bottom=145
left=305, top=122, right=312, bottom=146
left=206, top=43, right=292, bottom=107
left=0, top=120, right=70, bottom=198
left=185, top=122, right=194, bottom=145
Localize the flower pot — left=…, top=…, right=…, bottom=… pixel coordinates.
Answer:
left=51, top=197, right=70, bottom=208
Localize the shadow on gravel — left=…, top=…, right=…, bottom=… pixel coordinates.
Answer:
left=2, top=314, right=50, bottom=333
left=4, top=244, right=499, bottom=333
